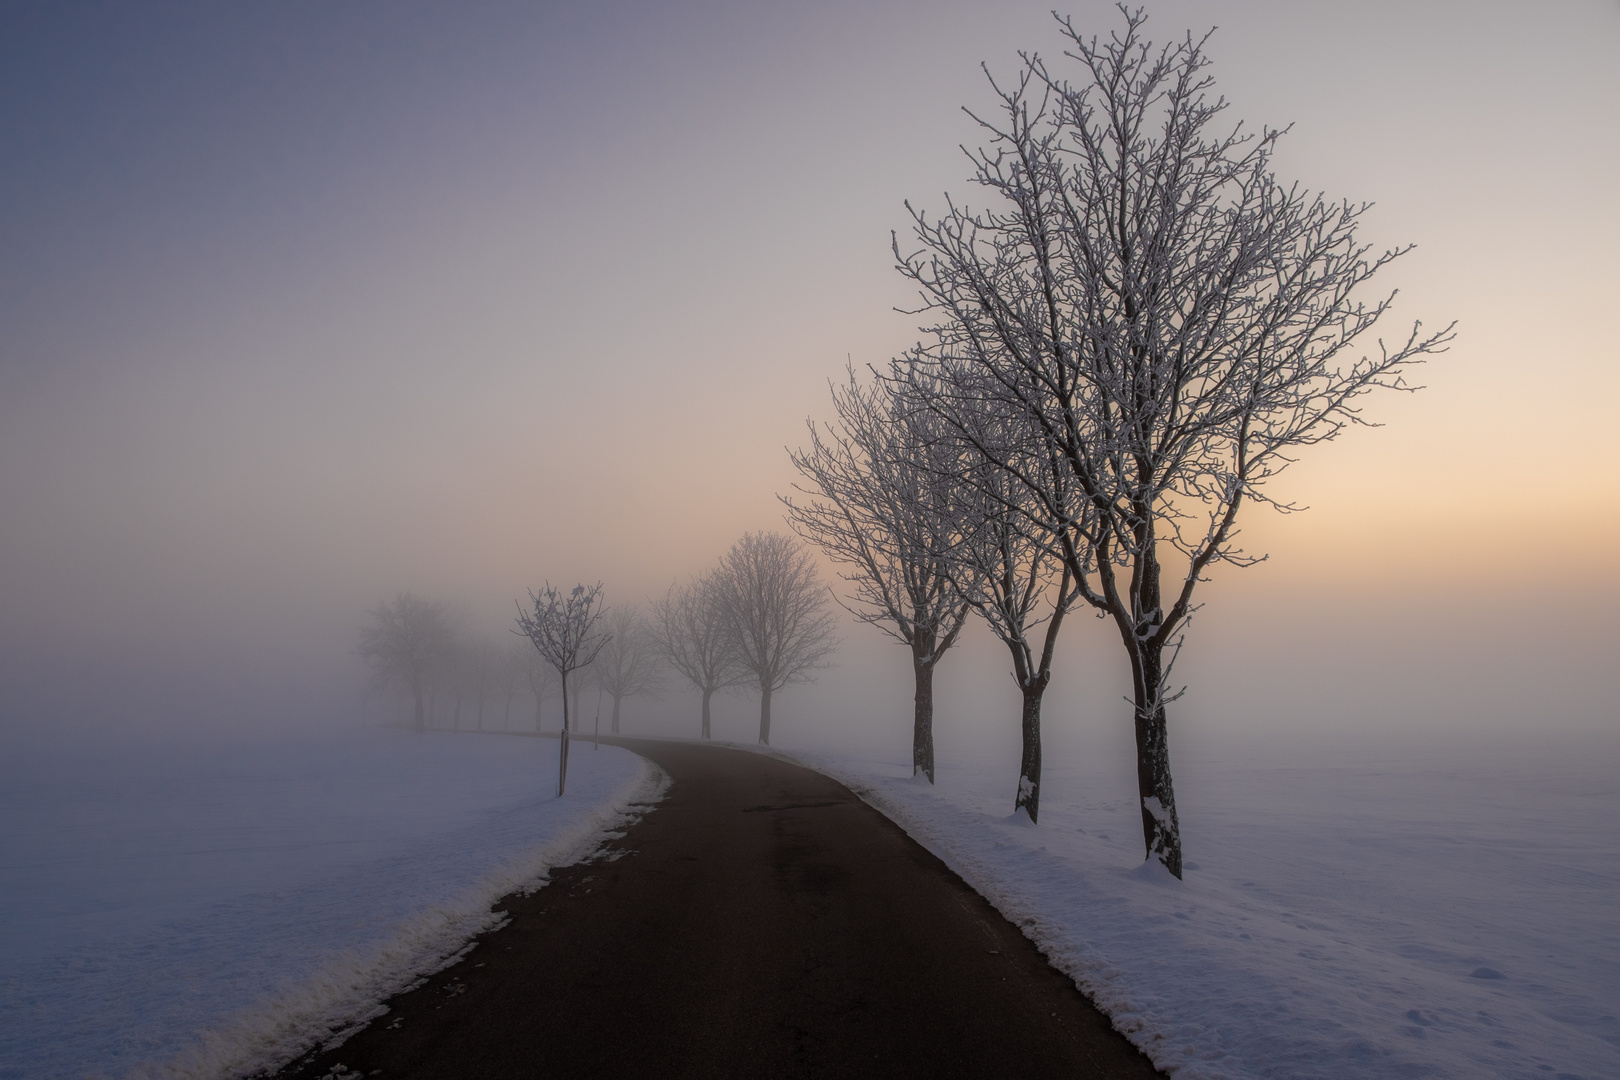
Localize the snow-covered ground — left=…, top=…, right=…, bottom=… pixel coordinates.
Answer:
left=766, top=733, right=1620, bottom=1080
left=0, top=728, right=662, bottom=1080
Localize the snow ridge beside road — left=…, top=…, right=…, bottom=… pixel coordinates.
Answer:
left=0, top=732, right=666, bottom=1080
left=149, top=749, right=670, bottom=1080
left=742, top=742, right=1620, bottom=1080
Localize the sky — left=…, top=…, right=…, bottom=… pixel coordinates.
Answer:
left=1, top=0, right=1616, bottom=756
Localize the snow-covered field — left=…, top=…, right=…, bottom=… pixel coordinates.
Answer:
left=6, top=718, right=1613, bottom=1080
left=769, top=733, right=1620, bottom=1080
left=0, top=729, right=662, bottom=1080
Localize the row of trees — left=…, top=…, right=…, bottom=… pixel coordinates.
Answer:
left=359, top=533, right=838, bottom=789
left=357, top=593, right=680, bottom=737
left=512, top=533, right=837, bottom=793
left=784, top=7, right=1451, bottom=878
left=356, top=593, right=563, bottom=734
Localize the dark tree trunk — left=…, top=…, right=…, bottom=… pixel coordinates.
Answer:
left=1121, top=544, right=1183, bottom=878
left=758, top=683, right=772, bottom=745
left=1014, top=679, right=1048, bottom=822
left=700, top=687, right=713, bottom=740
left=412, top=681, right=426, bottom=733
left=1131, top=640, right=1182, bottom=878
left=912, top=646, right=936, bottom=783
left=558, top=673, right=571, bottom=797
left=611, top=693, right=622, bottom=734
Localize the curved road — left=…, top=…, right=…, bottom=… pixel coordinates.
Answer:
left=283, top=739, right=1162, bottom=1078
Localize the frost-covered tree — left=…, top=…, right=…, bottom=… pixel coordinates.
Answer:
left=784, top=367, right=974, bottom=782
left=895, top=7, right=1453, bottom=876
left=650, top=572, right=747, bottom=739
left=515, top=582, right=610, bottom=796
left=594, top=605, right=663, bottom=735
left=358, top=593, right=455, bottom=733
left=713, top=533, right=837, bottom=745
left=954, top=427, right=1079, bottom=824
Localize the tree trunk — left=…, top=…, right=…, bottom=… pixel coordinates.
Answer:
left=1015, top=679, right=1047, bottom=822
left=700, top=686, right=713, bottom=740
left=1131, top=638, right=1183, bottom=878
left=611, top=692, right=622, bottom=735
left=558, top=673, right=571, bottom=797
left=912, top=650, right=936, bottom=783
left=758, top=683, right=772, bottom=745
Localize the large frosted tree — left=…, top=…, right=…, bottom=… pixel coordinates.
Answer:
left=895, top=7, right=1452, bottom=876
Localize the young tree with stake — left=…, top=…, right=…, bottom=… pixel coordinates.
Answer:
left=896, top=7, right=1453, bottom=876
left=515, top=582, right=610, bottom=796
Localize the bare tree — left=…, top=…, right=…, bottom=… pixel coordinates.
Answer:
left=594, top=604, right=664, bottom=735
left=650, top=573, right=747, bottom=739
left=515, top=582, right=610, bottom=795
left=784, top=367, right=973, bottom=782
left=894, top=7, right=1453, bottom=876
left=457, top=635, right=502, bottom=731
left=495, top=640, right=530, bottom=730
left=952, top=417, right=1079, bottom=824
left=357, top=593, right=455, bottom=733
left=713, top=532, right=838, bottom=745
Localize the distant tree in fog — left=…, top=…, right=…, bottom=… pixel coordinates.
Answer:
left=713, top=533, right=837, bottom=745
left=508, top=640, right=554, bottom=732
left=495, top=640, right=531, bottom=729
left=516, top=582, right=610, bottom=795
left=785, top=366, right=974, bottom=783
left=594, top=605, right=663, bottom=735
left=650, top=572, right=748, bottom=739
left=358, top=593, right=455, bottom=733
left=461, top=635, right=505, bottom=731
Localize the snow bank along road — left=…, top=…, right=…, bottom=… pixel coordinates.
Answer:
left=278, top=738, right=1163, bottom=1079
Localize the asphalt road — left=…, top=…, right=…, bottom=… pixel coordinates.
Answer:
left=280, top=738, right=1163, bottom=1079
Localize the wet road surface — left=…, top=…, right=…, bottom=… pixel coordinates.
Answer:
left=279, top=738, right=1162, bottom=1078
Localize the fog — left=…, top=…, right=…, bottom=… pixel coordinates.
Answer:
left=2, top=0, right=1616, bottom=770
